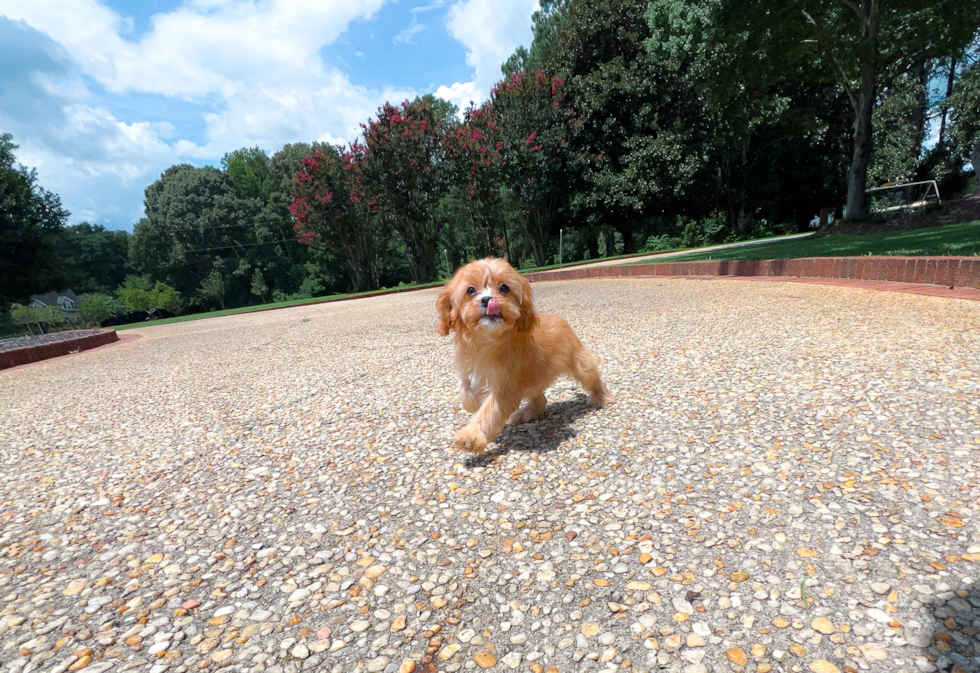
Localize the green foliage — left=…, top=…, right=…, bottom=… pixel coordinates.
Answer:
left=0, top=133, right=70, bottom=309
left=57, top=223, right=132, bottom=294
left=223, top=147, right=275, bottom=201
left=78, top=293, right=127, bottom=326
left=290, top=144, right=382, bottom=291
left=117, top=275, right=183, bottom=315
left=360, top=97, right=454, bottom=283
left=947, top=57, right=980, bottom=193
left=197, top=270, right=226, bottom=310
left=11, top=304, right=67, bottom=334
left=869, top=73, right=926, bottom=186
left=250, top=268, right=269, bottom=301
left=490, top=70, right=580, bottom=266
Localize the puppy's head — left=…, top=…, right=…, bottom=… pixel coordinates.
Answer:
left=436, top=258, right=535, bottom=337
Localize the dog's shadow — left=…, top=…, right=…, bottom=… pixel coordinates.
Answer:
left=464, top=396, right=594, bottom=468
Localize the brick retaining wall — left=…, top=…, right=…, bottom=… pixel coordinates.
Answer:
left=524, top=256, right=980, bottom=289
left=0, top=329, right=119, bottom=370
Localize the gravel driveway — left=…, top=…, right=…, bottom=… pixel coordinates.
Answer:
left=1, top=278, right=978, bottom=673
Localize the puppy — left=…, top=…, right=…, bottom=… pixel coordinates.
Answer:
left=436, top=257, right=612, bottom=454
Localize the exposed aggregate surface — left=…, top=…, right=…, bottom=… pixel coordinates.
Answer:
left=0, top=331, right=107, bottom=354
left=1, top=278, right=979, bottom=673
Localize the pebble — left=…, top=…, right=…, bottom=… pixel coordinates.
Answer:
left=1, top=280, right=977, bottom=673
left=811, top=617, right=835, bottom=634
left=808, top=661, right=840, bottom=673
left=366, top=656, right=389, bottom=672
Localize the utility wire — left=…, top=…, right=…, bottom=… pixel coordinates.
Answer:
left=68, top=237, right=303, bottom=265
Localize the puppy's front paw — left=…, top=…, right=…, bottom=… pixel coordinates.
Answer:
left=588, top=389, right=613, bottom=408
left=454, top=428, right=487, bottom=454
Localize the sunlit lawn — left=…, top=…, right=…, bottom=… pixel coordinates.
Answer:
left=633, top=221, right=980, bottom=264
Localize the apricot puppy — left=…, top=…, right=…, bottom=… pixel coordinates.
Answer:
left=436, top=257, right=612, bottom=454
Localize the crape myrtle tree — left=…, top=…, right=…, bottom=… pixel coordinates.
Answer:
left=290, top=143, right=381, bottom=292
left=714, top=0, right=980, bottom=219
left=490, top=70, right=582, bottom=266
left=445, top=102, right=514, bottom=263
left=360, top=97, right=454, bottom=284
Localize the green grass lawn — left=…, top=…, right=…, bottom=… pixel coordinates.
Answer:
left=633, top=221, right=980, bottom=265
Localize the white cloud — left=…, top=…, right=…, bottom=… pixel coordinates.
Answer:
left=434, top=81, right=479, bottom=112
left=0, top=0, right=419, bottom=228
left=0, top=18, right=180, bottom=227
left=0, top=0, right=538, bottom=229
left=411, top=0, right=446, bottom=13
left=445, top=0, right=536, bottom=99
left=2, top=0, right=389, bottom=98
left=393, top=17, right=426, bottom=45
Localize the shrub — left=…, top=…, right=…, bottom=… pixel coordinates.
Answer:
left=78, top=293, right=127, bottom=327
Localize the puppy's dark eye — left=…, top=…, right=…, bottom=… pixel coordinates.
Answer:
left=466, top=286, right=477, bottom=296
left=498, top=283, right=510, bottom=294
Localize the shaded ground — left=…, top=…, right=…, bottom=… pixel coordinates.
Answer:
left=1, top=279, right=978, bottom=673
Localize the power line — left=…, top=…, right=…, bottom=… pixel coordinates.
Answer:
left=69, top=237, right=304, bottom=266
left=63, top=217, right=295, bottom=238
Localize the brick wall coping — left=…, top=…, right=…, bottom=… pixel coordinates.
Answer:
left=524, top=257, right=980, bottom=301
left=0, top=329, right=119, bottom=370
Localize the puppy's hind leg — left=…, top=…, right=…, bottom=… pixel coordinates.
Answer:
left=571, top=348, right=613, bottom=408
left=509, top=393, right=547, bottom=425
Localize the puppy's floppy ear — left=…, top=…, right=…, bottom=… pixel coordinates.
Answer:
left=436, top=286, right=456, bottom=336
left=515, top=275, right=536, bottom=332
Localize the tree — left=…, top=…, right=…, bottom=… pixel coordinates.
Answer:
left=250, top=268, right=269, bottom=301
left=947, top=56, right=980, bottom=194
left=117, top=275, right=182, bottom=317
left=491, top=70, right=581, bottom=264
left=714, top=0, right=980, bottom=219
left=0, top=133, right=69, bottom=310
left=138, top=164, right=274, bottom=307
left=223, top=147, right=275, bottom=202
left=360, top=97, right=453, bottom=283
left=555, top=0, right=715, bottom=250
left=78, top=293, right=127, bottom=327
left=56, top=223, right=132, bottom=294
left=11, top=305, right=67, bottom=335
left=445, top=102, right=513, bottom=261
left=198, top=269, right=226, bottom=310
left=290, top=143, right=381, bottom=292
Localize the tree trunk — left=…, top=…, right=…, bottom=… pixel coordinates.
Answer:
left=910, top=61, right=928, bottom=162
left=845, top=57, right=877, bottom=219
left=844, top=0, right=879, bottom=221
left=615, top=222, right=636, bottom=254
left=938, top=59, right=956, bottom=147
left=972, top=143, right=980, bottom=195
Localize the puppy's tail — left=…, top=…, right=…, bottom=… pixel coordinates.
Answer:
left=572, top=349, right=613, bottom=408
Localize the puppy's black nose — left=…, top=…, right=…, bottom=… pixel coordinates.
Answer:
left=480, top=296, right=490, bottom=307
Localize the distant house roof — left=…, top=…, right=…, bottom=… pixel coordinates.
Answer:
left=29, top=290, right=81, bottom=312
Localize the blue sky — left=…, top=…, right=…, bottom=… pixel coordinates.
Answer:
left=0, top=0, right=537, bottom=230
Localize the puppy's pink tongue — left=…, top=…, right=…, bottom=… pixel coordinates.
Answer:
left=486, top=297, right=502, bottom=316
